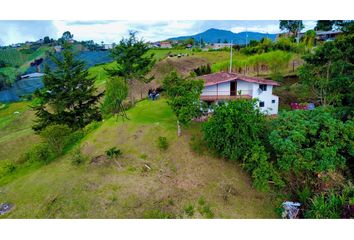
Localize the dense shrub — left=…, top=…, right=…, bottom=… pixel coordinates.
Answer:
left=83, top=121, right=102, bottom=134
left=0, top=160, right=16, bottom=177
left=101, top=77, right=128, bottom=118
left=243, top=145, right=284, bottom=191
left=157, top=136, right=169, bottom=151
left=202, top=99, right=266, bottom=161
left=40, top=124, right=71, bottom=155
left=201, top=99, right=282, bottom=191
left=105, top=147, right=122, bottom=159
left=305, top=185, right=354, bottom=219
left=269, top=108, right=353, bottom=194
left=21, top=143, right=51, bottom=164
left=184, top=204, right=195, bottom=217
left=70, top=147, right=87, bottom=165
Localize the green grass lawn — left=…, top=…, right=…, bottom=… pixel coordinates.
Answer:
left=0, top=99, right=278, bottom=218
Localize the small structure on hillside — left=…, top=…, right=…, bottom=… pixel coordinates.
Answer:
left=160, top=42, right=172, bottom=49
left=197, top=72, right=280, bottom=115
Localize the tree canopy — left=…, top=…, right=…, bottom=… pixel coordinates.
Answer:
left=298, top=25, right=354, bottom=115
left=107, top=31, right=155, bottom=103
left=279, top=20, right=304, bottom=35
left=33, top=43, right=103, bottom=132
left=162, top=71, right=204, bottom=136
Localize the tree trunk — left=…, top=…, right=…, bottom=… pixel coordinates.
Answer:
left=177, top=120, right=181, bottom=137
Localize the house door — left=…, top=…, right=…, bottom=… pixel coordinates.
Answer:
left=230, top=81, right=236, bottom=96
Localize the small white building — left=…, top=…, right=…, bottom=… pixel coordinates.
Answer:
left=198, top=72, right=280, bottom=115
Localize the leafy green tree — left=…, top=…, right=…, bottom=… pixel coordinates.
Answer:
left=298, top=29, right=354, bottom=109
left=302, top=30, right=316, bottom=48
left=202, top=99, right=267, bottom=161
left=43, top=36, right=51, bottom=44
left=315, top=20, right=335, bottom=31
left=183, top=38, right=195, bottom=46
left=33, top=43, right=103, bottom=132
left=107, top=31, right=155, bottom=104
left=0, top=72, right=9, bottom=90
left=101, top=77, right=128, bottom=118
left=269, top=108, right=353, bottom=195
left=62, top=31, right=73, bottom=41
left=162, top=71, right=204, bottom=136
left=40, top=124, right=71, bottom=155
left=279, top=20, right=304, bottom=35
left=202, top=99, right=282, bottom=190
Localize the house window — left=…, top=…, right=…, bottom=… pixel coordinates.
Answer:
left=259, top=101, right=265, bottom=107
left=272, top=99, right=276, bottom=104
left=259, top=84, right=267, bottom=91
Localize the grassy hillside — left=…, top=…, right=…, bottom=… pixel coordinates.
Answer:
left=0, top=102, right=39, bottom=163
left=0, top=99, right=278, bottom=218
left=0, top=46, right=50, bottom=83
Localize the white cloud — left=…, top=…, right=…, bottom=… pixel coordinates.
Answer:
left=0, top=20, right=321, bottom=46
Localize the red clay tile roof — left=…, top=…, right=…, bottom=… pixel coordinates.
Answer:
left=197, top=72, right=280, bottom=86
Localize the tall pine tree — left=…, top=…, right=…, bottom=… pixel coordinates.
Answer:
left=106, top=31, right=155, bottom=104
left=33, top=43, right=103, bottom=132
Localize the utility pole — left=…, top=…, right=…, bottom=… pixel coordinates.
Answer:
left=229, top=40, right=233, bottom=73
left=245, top=26, right=248, bottom=47
left=297, top=21, right=301, bottom=44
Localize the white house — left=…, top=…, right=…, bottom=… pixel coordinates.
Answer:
left=198, top=72, right=280, bottom=115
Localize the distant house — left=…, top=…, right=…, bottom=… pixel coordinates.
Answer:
left=315, top=30, right=342, bottom=41
left=54, top=45, right=62, bottom=52
left=198, top=72, right=280, bottom=115
left=186, top=44, right=193, bottom=49
left=103, top=44, right=114, bottom=50
left=160, top=41, right=172, bottom=48
left=210, top=43, right=233, bottom=50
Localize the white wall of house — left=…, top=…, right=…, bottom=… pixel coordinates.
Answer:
left=201, top=82, right=230, bottom=96
left=201, top=80, right=279, bottom=115
left=236, top=80, right=253, bottom=95
left=251, top=83, right=279, bottom=115
left=218, top=82, right=230, bottom=95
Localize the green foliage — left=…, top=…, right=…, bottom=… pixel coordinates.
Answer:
left=157, top=136, right=169, bottom=151
left=66, top=130, right=85, bottom=148
left=101, top=77, right=128, bottom=117
left=193, top=64, right=211, bottom=76
left=279, top=20, right=304, bottom=35
left=21, top=143, right=51, bottom=164
left=33, top=43, right=103, bottom=132
left=189, top=134, right=207, bottom=156
left=162, top=71, right=204, bottom=125
left=243, top=145, right=284, bottom=191
left=301, top=30, right=316, bottom=48
left=184, top=204, right=195, bottom=217
left=105, top=147, right=122, bottom=159
left=70, top=147, right=87, bottom=165
left=197, top=197, right=214, bottom=218
left=202, top=99, right=266, bottom=161
left=269, top=108, right=353, bottom=193
left=83, top=121, right=102, bottom=134
left=40, top=124, right=71, bottom=155
left=107, top=31, right=155, bottom=83
left=0, top=160, right=16, bottom=177
left=212, top=50, right=293, bottom=78
left=305, top=192, right=343, bottom=219
left=298, top=29, right=354, bottom=110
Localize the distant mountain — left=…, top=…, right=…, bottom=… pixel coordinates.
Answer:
left=168, top=28, right=277, bottom=44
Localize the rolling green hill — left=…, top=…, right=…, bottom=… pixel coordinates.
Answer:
left=0, top=99, right=278, bottom=218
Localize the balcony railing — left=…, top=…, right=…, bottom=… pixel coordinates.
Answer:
left=200, top=90, right=252, bottom=101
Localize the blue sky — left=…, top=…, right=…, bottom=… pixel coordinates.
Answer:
left=0, top=20, right=317, bottom=46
